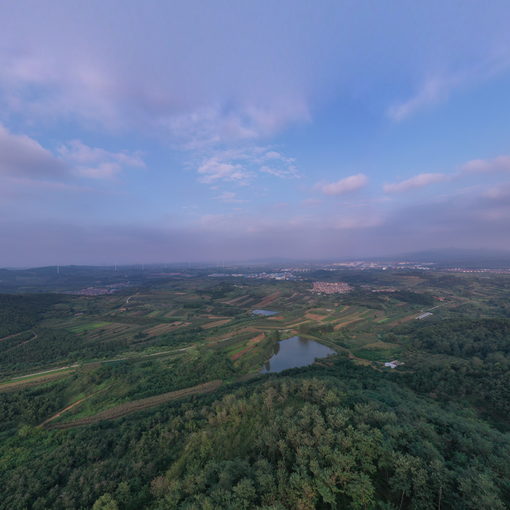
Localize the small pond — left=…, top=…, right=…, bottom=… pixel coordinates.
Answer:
left=260, top=336, right=335, bottom=373
left=252, top=309, right=278, bottom=316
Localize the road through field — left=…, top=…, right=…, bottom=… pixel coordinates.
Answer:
left=0, top=346, right=192, bottom=391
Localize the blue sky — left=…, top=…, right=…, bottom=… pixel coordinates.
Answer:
left=1, top=1, right=510, bottom=265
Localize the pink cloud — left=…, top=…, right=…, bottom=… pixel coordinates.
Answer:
left=58, top=140, right=145, bottom=179
left=317, top=173, right=368, bottom=195
left=387, top=77, right=446, bottom=122
left=0, top=124, right=67, bottom=178
left=461, top=155, right=510, bottom=174
left=384, top=172, right=449, bottom=193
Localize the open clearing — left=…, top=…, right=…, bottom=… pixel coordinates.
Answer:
left=68, top=321, right=111, bottom=333
left=305, top=313, right=328, bottom=321
left=333, top=314, right=366, bottom=330
left=253, top=291, right=281, bottom=308
left=0, top=330, right=30, bottom=342
left=46, top=380, right=223, bottom=429
left=231, top=333, right=266, bottom=361
left=0, top=368, right=75, bottom=392
left=144, top=322, right=186, bottom=336
left=202, top=319, right=231, bottom=329
left=38, top=393, right=98, bottom=428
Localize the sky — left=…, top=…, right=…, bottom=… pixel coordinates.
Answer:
left=1, top=1, right=510, bottom=265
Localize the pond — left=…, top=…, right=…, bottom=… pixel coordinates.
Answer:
left=252, top=309, right=278, bottom=316
left=260, top=336, right=335, bottom=373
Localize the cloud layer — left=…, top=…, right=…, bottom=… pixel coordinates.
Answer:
left=384, top=173, right=449, bottom=193
left=0, top=125, right=67, bottom=178
left=1, top=2, right=510, bottom=264
left=317, top=174, right=369, bottom=195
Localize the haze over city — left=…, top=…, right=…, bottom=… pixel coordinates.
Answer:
left=2, top=1, right=510, bottom=265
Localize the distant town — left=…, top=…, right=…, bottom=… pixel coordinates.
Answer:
left=311, top=281, right=352, bottom=294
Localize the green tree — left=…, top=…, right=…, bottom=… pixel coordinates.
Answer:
left=92, top=493, right=119, bottom=510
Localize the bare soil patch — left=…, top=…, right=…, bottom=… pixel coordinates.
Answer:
left=231, top=334, right=265, bottom=360
left=333, top=316, right=364, bottom=330
left=253, top=291, right=281, bottom=309
left=305, top=313, right=328, bottom=321
left=248, top=333, right=266, bottom=346
left=144, top=322, right=186, bottom=336
left=202, top=319, right=231, bottom=329
left=0, top=330, right=28, bottom=342
left=224, top=295, right=250, bottom=305
left=38, top=394, right=96, bottom=428
left=0, top=370, right=73, bottom=392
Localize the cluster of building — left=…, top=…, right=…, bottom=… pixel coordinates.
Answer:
left=70, top=287, right=117, bottom=296
left=248, top=272, right=298, bottom=280
left=69, top=282, right=129, bottom=296
left=311, top=281, right=353, bottom=294
left=384, top=360, right=403, bottom=369
left=363, top=286, right=397, bottom=293
left=330, top=261, right=434, bottom=271
left=209, top=271, right=299, bottom=280
left=443, top=268, right=510, bottom=274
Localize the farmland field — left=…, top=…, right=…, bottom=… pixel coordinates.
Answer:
left=1, top=265, right=510, bottom=509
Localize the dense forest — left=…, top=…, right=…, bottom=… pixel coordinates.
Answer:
left=395, top=318, right=510, bottom=358
left=0, top=294, right=62, bottom=338
left=1, top=360, right=509, bottom=509
left=386, top=319, right=510, bottom=427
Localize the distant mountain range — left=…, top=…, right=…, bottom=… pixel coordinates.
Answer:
left=2, top=248, right=510, bottom=272
left=384, top=248, right=510, bottom=267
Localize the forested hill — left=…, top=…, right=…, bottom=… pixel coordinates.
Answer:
left=1, top=359, right=509, bottom=509
left=0, top=294, right=62, bottom=338
left=386, top=318, right=510, bottom=429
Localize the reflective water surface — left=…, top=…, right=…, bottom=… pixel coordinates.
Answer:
left=261, top=336, right=335, bottom=373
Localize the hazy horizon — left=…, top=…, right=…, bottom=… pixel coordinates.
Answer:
left=2, top=1, right=510, bottom=265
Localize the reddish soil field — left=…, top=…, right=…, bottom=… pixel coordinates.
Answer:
left=202, top=319, right=231, bottom=329
left=253, top=291, right=281, bottom=308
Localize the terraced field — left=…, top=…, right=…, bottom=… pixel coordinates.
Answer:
left=46, top=380, right=223, bottom=429
left=0, top=270, right=479, bottom=435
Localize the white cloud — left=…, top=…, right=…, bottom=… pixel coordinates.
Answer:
left=0, top=125, right=145, bottom=185
left=58, top=140, right=145, bottom=179
left=0, top=124, right=67, bottom=178
left=259, top=150, right=299, bottom=178
left=155, top=100, right=309, bottom=150
left=196, top=146, right=299, bottom=185
left=214, top=191, right=246, bottom=203
left=383, top=154, right=510, bottom=195
left=482, top=183, right=510, bottom=202
left=384, top=172, right=449, bottom=193
left=387, top=78, right=446, bottom=122
left=387, top=51, right=510, bottom=122
left=59, top=140, right=144, bottom=167
left=0, top=10, right=313, bottom=143
left=317, top=173, right=368, bottom=195
left=159, top=100, right=311, bottom=178
left=198, top=157, right=251, bottom=184
left=461, top=155, right=510, bottom=174
left=75, top=162, right=122, bottom=179
left=260, top=164, right=297, bottom=178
